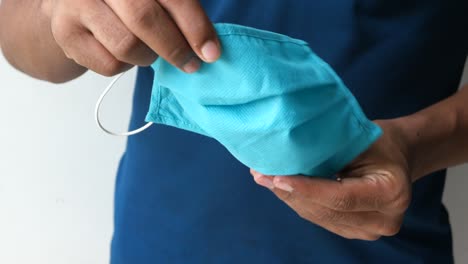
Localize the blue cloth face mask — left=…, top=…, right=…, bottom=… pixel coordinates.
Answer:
left=96, top=23, right=382, bottom=177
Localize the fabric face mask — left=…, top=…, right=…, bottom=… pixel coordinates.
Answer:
left=96, top=23, right=382, bottom=177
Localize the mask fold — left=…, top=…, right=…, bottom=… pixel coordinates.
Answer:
left=141, top=23, right=382, bottom=177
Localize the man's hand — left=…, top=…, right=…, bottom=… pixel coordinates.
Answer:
left=42, top=0, right=220, bottom=75
left=251, top=119, right=414, bottom=241
left=0, top=0, right=220, bottom=82
left=251, top=82, right=468, bottom=241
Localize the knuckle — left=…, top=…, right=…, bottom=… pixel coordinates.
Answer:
left=279, top=189, right=295, bottom=203
left=316, top=208, right=343, bottom=223
left=387, top=188, right=411, bottom=212
left=51, top=17, right=76, bottom=46
left=167, top=45, right=191, bottom=66
left=112, top=33, right=140, bottom=60
left=378, top=219, right=402, bottom=236
left=361, top=234, right=381, bottom=241
left=331, top=193, right=355, bottom=211
left=381, top=224, right=401, bottom=236
left=296, top=210, right=311, bottom=221
left=376, top=172, right=411, bottom=212
left=127, top=1, right=161, bottom=30
left=99, top=58, right=125, bottom=76
left=157, top=0, right=182, bottom=7
left=393, top=194, right=411, bottom=212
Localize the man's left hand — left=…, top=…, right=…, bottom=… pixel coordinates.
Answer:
left=251, top=119, right=414, bottom=241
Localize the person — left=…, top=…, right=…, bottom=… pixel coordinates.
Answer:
left=1, top=0, right=467, bottom=263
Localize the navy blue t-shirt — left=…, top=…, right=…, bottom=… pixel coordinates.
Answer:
left=111, top=1, right=468, bottom=263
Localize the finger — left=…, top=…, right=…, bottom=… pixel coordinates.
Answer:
left=251, top=171, right=386, bottom=240
left=251, top=170, right=401, bottom=237
left=298, top=209, right=381, bottom=241
left=52, top=18, right=131, bottom=76
left=104, top=0, right=200, bottom=73
left=271, top=173, right=408, bottom=213
left=157, top=0, right=221, bottom=62
left=310, top=220, right=362, bottom=240
left=303, top=204, right=403, bottom=237
left=350, top=211, right=403, bottom=237
left=321, top=222, right=381, bottom=241
left=80, top=0, right=157, bottom=66
left=251, top=169, right=275, bottom=189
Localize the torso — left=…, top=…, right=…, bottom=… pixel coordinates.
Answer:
left=111, top=1, right=468, bottom=263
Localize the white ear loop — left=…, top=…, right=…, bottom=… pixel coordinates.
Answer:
left=95, top=71, right=153, bottom=137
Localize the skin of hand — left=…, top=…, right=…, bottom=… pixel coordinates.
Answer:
left=252, top=119, right=412, bottom=241
left=251, top=85, right=468, bottom=241
left=0, top=0, right=220, bottom=81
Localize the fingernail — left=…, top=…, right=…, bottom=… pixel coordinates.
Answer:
left=253, top=174, right=275, bottom=190
left=257, top=177, right=275, bottom=190
left=250, top=169, right=262, bottom=178
left=183, top=57, right=201, bottom=73
left=201, top=41, right=220, bottom=62
left=274, top=179, right=294, bottom=193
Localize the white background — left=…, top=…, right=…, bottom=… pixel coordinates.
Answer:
left=0, top=53, right=467, bottom=263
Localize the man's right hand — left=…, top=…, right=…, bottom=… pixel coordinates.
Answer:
left=41, top=0, right=221, bottom=76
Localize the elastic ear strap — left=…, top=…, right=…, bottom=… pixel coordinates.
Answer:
left=95, top=71, right=153, bottom=137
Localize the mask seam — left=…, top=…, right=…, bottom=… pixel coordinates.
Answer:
left=218, top=33, right=308, bottom=48
left=157, top=111, right=207, bottom=135
left=151, top=94, right=203, bottom=131
left=148, top=24, right=381, bottom=177
left=157, top=111, right=199, bottom=130
left=152, top=59, right=207, bottom=135
left=311, top=51, right=376, bottom=133
left=155, top=79, right=162, bottom=119
left=302, top=46, right=383, bottom=175
left=342, top=86, right=375, bottom=133
left=155, top=81, right=207, bottom=134
left=215, top=23, right=308, bottom=46
left=151, top=63, right=163, bottom=122
left=326, top=117, right=383, bottom=176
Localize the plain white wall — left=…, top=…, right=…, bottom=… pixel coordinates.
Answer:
left=443, top=58, right=468, bottom=264
left=0, top=52, right=467, bottom=264
left=0, top=56, right=133, bottom=264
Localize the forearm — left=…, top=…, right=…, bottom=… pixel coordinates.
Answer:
left=0, top=0, right=86, bottom=83
left=396, top=84, right=468, bottom=181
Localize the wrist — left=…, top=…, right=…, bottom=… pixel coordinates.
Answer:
left=392, top=98, right=461, bottom=181
left=392, top=114, right=431, bottom=181
left=374, top=118, right=416, bottom=180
